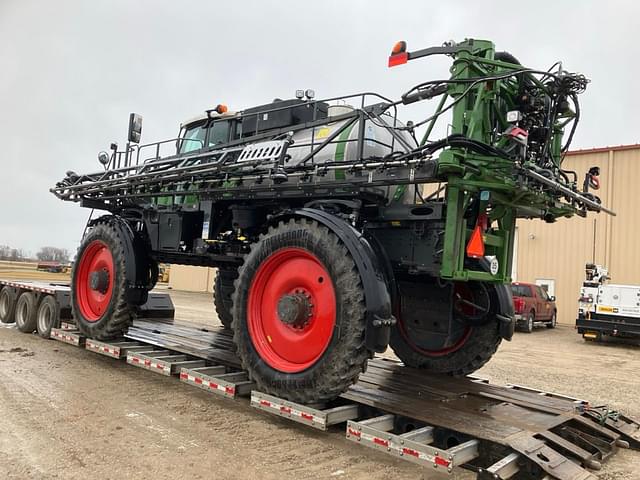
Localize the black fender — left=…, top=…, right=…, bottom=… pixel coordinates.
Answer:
left=88, top=215, right=153, bottom=306
left=278, top=208, right=395, bottom=352
left=473, top=258, right=516, bottom=341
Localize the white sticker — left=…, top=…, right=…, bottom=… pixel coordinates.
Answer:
left=202, top=221, right=210, bottom=239
left=489, top=257, right=499, bottom=276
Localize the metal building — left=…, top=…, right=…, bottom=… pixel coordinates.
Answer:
left=170, top=145, right=640, bottom=325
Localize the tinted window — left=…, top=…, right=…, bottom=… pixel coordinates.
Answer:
left=511, top=284, right=532, bottom=297
left=207, top=120, right=230, bottom=146
left=537, top=286, right=549, bottom=300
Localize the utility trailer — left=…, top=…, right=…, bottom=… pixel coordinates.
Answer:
left=1, top=280, right=638, bottom=479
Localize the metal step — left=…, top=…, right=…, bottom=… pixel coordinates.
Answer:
left=180, top=366, right=255, bottom=399
left=346, top=414, right=478, bottom=474
left=51, top=328, right=85, bottom=347
left=251, top=391, right=359, bottom=431
left=85, top=338, right=149, bottom=359
left=126, top=349, right=205, bottom=376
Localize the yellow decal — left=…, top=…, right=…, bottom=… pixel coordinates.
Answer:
left=597, top=306, right=614, bottom=313
left=267, top=335, right=272, bottom=343
left=315, top=127, right=330, bottom=139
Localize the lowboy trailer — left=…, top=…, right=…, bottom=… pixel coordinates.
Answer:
left=1, top=279, right=639, bottom=479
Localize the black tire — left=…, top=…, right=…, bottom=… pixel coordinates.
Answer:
left=71, top=222, right=134, bottom=340
left=232, top=218, right=368, bottom=404
left=523, top=311, right=534, bottom=333
left=389, top=280, right=503, bottom=376
left=546, top=311, right=557, bottom=329
left=15, top=292, right=37, bottom=333
left=0, top=287, right=17, bottom=324
left=37, top=295, right=60, bottom=339
left=213, top=268, right=237, bottom=330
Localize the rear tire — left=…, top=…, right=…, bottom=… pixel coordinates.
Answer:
left=233, top=219, right=368, bottom=404
left=213, top=269, right=236, bottom=330
left=37, top=295, right=60, bottom=339
left=523, top=312, right=534, bottom=333
left=389, top=279, right=503, bottom=376
left=15, top=292, right=37, bottom=333
left=0, top=287, right=17, bottom=324
left=71, top=222, right=134, bottom=340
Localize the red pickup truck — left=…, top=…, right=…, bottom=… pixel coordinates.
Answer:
left=511, top=282, right=557, bottom=332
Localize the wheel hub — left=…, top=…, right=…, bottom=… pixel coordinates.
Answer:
left=89, top=269, right=110, bottom=294
left=277, top=292, right=312, bottom=329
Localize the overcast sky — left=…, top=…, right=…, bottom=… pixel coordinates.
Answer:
left=1, top=0, right=638, bottom=255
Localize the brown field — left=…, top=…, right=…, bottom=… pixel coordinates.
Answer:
left=0, top=260, right=70, bottom=283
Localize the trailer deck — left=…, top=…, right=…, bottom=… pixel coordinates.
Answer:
left=2, top=279, right=639, bottom=479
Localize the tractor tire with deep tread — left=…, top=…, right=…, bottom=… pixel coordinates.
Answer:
left=390, top=317, right=502, bottom=376
left=213, top=269, right=237, bottom=330
left=0, top=287, right=17, bottom=324
left=71, top=222, right=135, bottom=340
left=15, top=292, right=37, bottom=333
left=232, top=218, right=368, bottom=404
left=37, top=295, right=60, bottom=339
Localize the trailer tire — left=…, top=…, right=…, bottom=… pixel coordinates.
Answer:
left=0, top=287, right=17, bottom=324
left=233, top=218, right=368, bottom=404
left=71, top=222, right=134, bottom=340
left=213, top=269, right=236, bottom=330
left=15, top=292, right=37, bottom=333
left=37, top=295, right=60, bottom=339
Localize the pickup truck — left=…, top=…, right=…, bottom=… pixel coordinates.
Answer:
left=511, top=282, right=557, bottom=332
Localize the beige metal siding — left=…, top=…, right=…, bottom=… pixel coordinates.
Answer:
left=516, top=147, right=640, bottom=324
left=169, top=265, right=216, bottom=292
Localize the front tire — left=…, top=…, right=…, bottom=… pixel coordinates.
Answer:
left=71, top=222, right=134, bottom=340
left=546, top=312, right=557, bottom=329
left=232, top=219, right=368, bottom=404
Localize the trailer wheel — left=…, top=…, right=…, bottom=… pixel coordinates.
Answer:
left=15, top=292, right=37, bottom=333
left=0, top=287, right=17, bottom=324
left=71, top=222, right=134, bottom=340
left=213, top=268, right=237, bottom=330
left=37, top=295, right=60, bottom=339
left=390, top=279, right=502, bottom=376
left=233, top=219, right=368, bottom=404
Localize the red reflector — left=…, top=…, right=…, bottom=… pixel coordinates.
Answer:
left=402, top=447, right=419, bottom=458
left=260, top=400, right=271, bottom=407
left=388, top=52, right=409, bottom=67
left=195, top=377, right=203, bottom=384
left=348, top=427, right=361, bottom=437
left=209, top=382, right=218, bottom=389
left=301, top=413, right=313, bottom=421
left=280, top=406, right=291, bottom=414
left=466, top=225, right=485, bottom=258
left=179, top=372, right=188, bottom=380
left=434, top=455, right=450, bottom=467
left=373, top=437, right=389, bottom=447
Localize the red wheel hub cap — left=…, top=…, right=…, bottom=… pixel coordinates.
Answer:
left=76, top=240, right=114, bottom=322
left=247, top=248, right=336, bottom=373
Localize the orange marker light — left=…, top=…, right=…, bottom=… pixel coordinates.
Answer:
left=216, top=104, right=228, bottom=114
left=391, top=41, right=407, bottom=55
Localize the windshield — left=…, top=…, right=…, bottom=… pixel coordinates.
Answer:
left=511, top=284, right=532, bottom=297
left=179, top=123, right=207, bottom=153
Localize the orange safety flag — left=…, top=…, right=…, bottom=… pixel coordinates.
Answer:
left=466, top=225, right=485, bottom=258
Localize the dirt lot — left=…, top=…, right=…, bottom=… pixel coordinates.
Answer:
left=0, top=280, right=639, bottom=479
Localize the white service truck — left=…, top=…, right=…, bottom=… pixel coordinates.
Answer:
left=577, top=264, right=640, bottom=342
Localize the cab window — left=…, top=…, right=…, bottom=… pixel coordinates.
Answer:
left=207, top=120, right=231, bottom=146
left=179, top=122, right=207, bottom=153
left=512, top=284, right=532, bottom=297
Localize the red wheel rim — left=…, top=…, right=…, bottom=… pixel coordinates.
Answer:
left=75, top=240, right=114, bottom=322
left=398, top=283, right=472, bottom=358
left=247, top=247, right=336, bottom=373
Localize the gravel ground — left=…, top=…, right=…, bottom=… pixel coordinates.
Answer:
left=0, top=286, right=638, bottom=479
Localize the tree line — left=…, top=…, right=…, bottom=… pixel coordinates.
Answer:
left=0, top=245, right=71, bottom=263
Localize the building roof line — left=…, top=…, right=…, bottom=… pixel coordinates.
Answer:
left=566, top=143, right=640, bottom=156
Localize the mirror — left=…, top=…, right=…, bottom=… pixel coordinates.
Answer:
left=97, top=151, right=110, bottom=166
left=128, top=113, right=143, bottom=143
left=549, top=296, right=556, bottom=302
